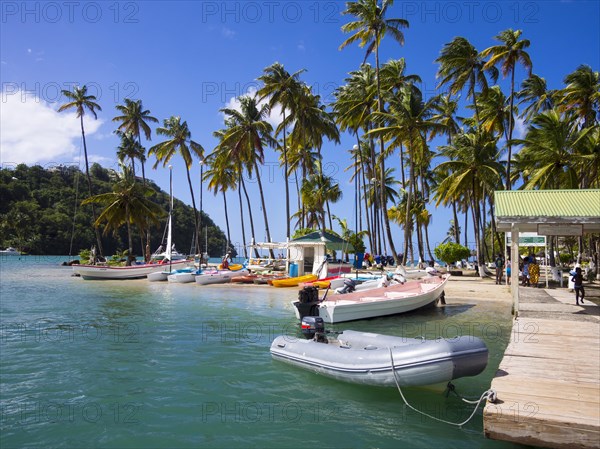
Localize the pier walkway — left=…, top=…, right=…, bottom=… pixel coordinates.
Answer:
left=483, top=286, right=600, bottom=448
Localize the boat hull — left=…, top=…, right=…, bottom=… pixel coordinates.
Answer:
left=196, top=269, right=249, bottom=285
left=270, top=330, right=488, bottom=387
left=74, top=260, right=188, bottom=280
left=272, top=274, right=317, bottom=288
left=294, top=275, right=449, bottom=323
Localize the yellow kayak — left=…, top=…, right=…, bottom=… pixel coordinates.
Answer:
left=311, top=280, right=331, bottom=289
left=271, top=274, right=317, bottom=288
left=218, top=263, right=244, bottom=271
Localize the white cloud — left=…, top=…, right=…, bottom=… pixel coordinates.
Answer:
left=513, top=116, right=527, bottom=140
left=221, top=27, right=235, bottom=39
left=220, top=86, right=286, bottom=130
left=297, top=40, right=305, bottom=52
left=0, top=90, right=103, bottom=165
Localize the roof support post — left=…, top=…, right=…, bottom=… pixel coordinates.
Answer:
left=511, top=223, right=520, bottom=316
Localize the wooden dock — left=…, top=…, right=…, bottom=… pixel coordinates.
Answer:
left=483, top=286, right=600, bottom=449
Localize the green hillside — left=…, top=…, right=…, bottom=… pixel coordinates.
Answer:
left=0, top=163, right=232, bottom=257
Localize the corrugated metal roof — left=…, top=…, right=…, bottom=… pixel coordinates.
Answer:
left=495, top=189, right=600, bottom=218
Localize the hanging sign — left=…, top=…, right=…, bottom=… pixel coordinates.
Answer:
left=537, top=224, right=583, bottom=236
left=506, top=232, right=546, bottom=247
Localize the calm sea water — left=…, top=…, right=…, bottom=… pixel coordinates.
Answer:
left=1, top=256, right=528, bottom=449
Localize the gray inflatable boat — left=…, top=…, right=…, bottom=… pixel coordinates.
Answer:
left=270, top=317, right=489, bottom=387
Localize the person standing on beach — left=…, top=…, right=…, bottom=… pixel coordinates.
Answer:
left=494, top=254, right=504, bottom=284
left=529, top=258, right=540, bottom=288
left=572, top=267, right=585, bottom=305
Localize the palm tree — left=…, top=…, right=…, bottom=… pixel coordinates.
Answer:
left=112, top=99, right=158, bottom=184
left=369, top=85, right=441, bottom=265
left=559, top=65, right=600, bottom=129
left=148, top=116, right=204, bottom=254
left=435, top=37, right=498, bottom=122
left=219, top=96, right=276, bottom=255
left=300, top=174, right=342, bottom=230
left=340, top=0, right=408, bottom=264
left=481, top=29, right=532, bottom=190
left=257, top=62, right=305, bottom=240
left=430, top=95, right=462, bottom=244
left=204, top=153, right=237, bottom=255
left=82, top=163, right=164, bottom=265
left=116, top=131, right=144, bottom=177
left=58, top=85, right=104, bottom=256
left=435, top=131, right=503, bottom=276
left=512, top=110, right=593, bottom=189
left=516, top=74, right=555, bottom=121
left=332, top=65, right=378, bottom=251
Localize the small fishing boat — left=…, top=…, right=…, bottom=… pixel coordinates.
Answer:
left=271, top=274, right=318, bottom=288
left=0, top=247, right=21, bottom=256
left=293, top=274, right=449, bottom=323
left=270, top=316, right=488, bottom=387
left=195, top=268, right=249, bottom=286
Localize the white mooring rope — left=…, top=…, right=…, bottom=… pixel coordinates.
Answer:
left=389, top=348, right=496, bottom=427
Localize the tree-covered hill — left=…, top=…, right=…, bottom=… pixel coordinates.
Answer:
left=0, top=163, right=232, bottom=257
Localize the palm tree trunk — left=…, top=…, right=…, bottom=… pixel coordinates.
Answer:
left=80, top=115, right=104, bottom=257
left=282, top=111, right=291, bottom=239
left=464, top=204, right=469, bottom=248
left=506, top=65, right=516, bottom=190
left=185, top=166, right=200, bottom=255
left=222, top=190, right=231, bottom=254
left=126, top=205, right=133, bottom=266
left=452, top=201, right=460, bottom=243
left=358, top=137, right=373, bottom=252
left=253, top=162, right=274, bottom=260
left=424, top=219, right=435, bottom=261
left=237, top=184, right=248, bottom=258
left=241, top=174, right=259, bottom=258
left=402, top=137, right=416, bottom=265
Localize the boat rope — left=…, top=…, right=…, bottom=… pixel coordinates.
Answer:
left=388, top=348, right=496, bottom=427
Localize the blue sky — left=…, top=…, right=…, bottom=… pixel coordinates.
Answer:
left=1, top=0, right=599, bottom=255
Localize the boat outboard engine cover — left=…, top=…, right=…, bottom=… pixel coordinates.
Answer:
left=335, top=278, right=356, bottom=294
left=301, top=316, right=325, bottom=340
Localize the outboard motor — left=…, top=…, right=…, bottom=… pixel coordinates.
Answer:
left=335, top=278, right=356, bottom=294
left=301, top=316, right=327, bottom=343
left=294, top=286, right=320, bottom=320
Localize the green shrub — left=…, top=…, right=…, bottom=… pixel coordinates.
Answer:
left=434, top=242, right=471, bottom=267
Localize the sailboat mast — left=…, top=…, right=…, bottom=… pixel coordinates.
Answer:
left=167, top=165, right=173, bottom=272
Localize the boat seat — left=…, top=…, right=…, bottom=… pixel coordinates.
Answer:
left=420, top=283, right=439, bottom=292
left=384, top=292, right=418, bottom=299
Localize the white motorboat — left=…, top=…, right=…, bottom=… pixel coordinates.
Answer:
left=293, top=274, right=450, bottom=323
left=167, top=268, right=201, bottom=283
left=0, top=247, right=20, bottom=256
left=195, top=268, right=249, bottom=285
left=73, top=259, right=188, bottom=280
left=271, top=316, right=488, bottom=387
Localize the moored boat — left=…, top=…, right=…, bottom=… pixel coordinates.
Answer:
left=271, top=274, right=318, bottom=288
left=73, top=259, right=188, bottom=280
left=0, top=247, right=21, bottom=256
left=270, top=316, right=488, bottom=387
left=293, top=274, right=450, bottom=323
left=195, top=268, right=249, bottom=285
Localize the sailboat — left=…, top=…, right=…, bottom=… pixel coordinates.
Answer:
left=74, top=166, right=188, bottom=280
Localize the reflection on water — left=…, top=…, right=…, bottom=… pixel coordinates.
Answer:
left=0, top=257, right=522, bottom=449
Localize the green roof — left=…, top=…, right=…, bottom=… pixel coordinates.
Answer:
left=495, top=189, right=600, bottom=218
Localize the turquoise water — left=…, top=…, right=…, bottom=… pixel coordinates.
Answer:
left=1, top=256, right=528, bottom=449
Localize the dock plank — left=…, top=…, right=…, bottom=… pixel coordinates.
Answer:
left=484, top=287, right=600, bottom=449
